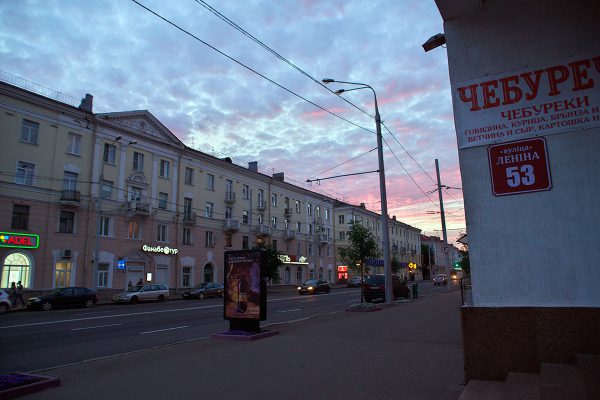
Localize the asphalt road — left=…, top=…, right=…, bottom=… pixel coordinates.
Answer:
left=0, top=280, right=459, bottom=374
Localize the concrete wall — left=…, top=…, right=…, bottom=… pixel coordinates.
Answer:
left=443, top=0, right=600, bottom=307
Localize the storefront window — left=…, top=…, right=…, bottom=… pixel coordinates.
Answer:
left=203, top=264, right=213, bottom=282
left=55, top=261, right=72, bottom=288
left=1, top=252, right=32, bottom=288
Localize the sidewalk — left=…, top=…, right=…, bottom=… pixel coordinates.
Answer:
left=23, top=290, right=465, bottom=400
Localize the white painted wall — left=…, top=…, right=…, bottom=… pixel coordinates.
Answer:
left=443, top=0, right=600, bottom=307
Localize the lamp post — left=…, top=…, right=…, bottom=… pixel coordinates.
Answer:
left=322, top=78, right=393, bottom=305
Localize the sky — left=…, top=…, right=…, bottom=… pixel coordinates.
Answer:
left=0, top=0, right=466, bottom=243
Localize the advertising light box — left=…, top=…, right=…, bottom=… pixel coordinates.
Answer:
left=224, top=249, right=267, bottom=321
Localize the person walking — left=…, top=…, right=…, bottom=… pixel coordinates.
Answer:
left=136, top=278, right=143, bottom=286
left=15, top=281, right=25, bottom=307
left=9, top=282, right=16, bottom=307
left=128, top=281, right=133, bottom=290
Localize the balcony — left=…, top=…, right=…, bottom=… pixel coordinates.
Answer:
left=225, top=191, right=236, bottom=204
left=284, top=208, right=293, bottom=217
left=182, top=212, right=197, bottom=225
left=224, top=218, right=239, bottom=233
left=284, top=229, right=296, bottom=240
left=256, top=200, right=266, bottom=211
left=127, top=200, right=150, bottom=215
left=60, top=190, right=81, bottom=206
left=254, top=224, right=271, bottom=237
left=318, top=233, right=331, bottom=245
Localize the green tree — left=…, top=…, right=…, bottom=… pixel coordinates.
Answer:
left=338, top=220, right=381, bottom=302
left=458, top=248, right=470, bottom=275
left=253, top=243, right=282, bottom=284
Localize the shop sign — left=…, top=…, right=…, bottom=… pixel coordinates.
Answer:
left=452, top=53, right=600, bottom=149
left=366, top=258, right=383, bottom=266
left=278, top=254, right=308, bottom=264
left=0, top=232, right=40, bottom=249
left=488, top=137, right=552, bottom=196
left=142, top=244, right=178, bottom=255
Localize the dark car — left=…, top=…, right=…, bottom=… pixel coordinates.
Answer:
left=298, top=279, right=330, bottom=295
left=347, top=276, right=363, bottom=287
left=433, top=274, right=448, bottom=286
left=27, top=287, right=97, bottom=311
left=182, top=282, right=224, bottom=299
left=363, top=274, right=410, bottom=303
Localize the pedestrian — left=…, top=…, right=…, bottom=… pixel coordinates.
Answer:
left=128, top=280, right=133, bottom=289
left=15, top=281, right=25, bottom=307
left=9, top=282, right=16, bottom=307
left=136, top=278, right=143, bottom=286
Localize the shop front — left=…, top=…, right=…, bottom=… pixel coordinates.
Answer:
left=0, top=232, right=40, bottom=289
left=278, top=254, right=308, bottom=285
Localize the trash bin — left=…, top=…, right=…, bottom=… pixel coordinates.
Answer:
left=411, top=283, right=419, bottom=299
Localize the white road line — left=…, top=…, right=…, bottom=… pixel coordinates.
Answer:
left=276, top=309, right=301, bottom=313
left=140, top=326, right=188, bottom=335
left=71, top=323, right=122, bottom=331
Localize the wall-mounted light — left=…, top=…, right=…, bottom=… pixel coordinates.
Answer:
left=422, top=33, right=446, bottom=52
left=146, top=272, right=153, bottom=282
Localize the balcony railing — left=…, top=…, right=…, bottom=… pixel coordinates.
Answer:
left=284, top=229, right=296, bottom=240
left=318, top=234, right=330, bottom=245
left=255, top=224, right=271, bottom=236
left=256, top=200, right=266, bottom=210
left=127, top=200, right=150, bottom=215
left=225, top=191, right=236, bottom=203
left=60, top=190, right=81, bottom=205
left=182, top=212, right=197, bottom=224
left=284, top=208, right=293, bottom=217
left=224, top=218, right=239, bottom=232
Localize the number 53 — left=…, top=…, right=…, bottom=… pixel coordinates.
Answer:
left=506, top=165, right=535, bottom=187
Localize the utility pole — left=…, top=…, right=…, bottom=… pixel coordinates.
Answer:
left=435, top=159, right=450, bottom=274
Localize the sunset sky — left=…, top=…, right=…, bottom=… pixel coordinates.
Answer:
left=1, top=0, right=466, bottom=243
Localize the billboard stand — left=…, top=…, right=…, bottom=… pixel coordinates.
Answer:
left=212, top=249, right=279, bottom=341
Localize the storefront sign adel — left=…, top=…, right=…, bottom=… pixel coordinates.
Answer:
left=452, top=53, right=600, bottom=149
left=0, top=232, right=40, bottom=249
left=488, top=137, right=552, bottom=196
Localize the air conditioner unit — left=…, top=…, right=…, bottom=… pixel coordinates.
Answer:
left=62, top=249, right=72, bottom=259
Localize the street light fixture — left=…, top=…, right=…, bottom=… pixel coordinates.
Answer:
left=322, top=78, right=393, bottom=305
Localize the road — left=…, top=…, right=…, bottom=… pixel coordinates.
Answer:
left=0, top=281, right=459, bottom=374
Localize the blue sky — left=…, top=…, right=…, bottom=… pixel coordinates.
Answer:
left=0, top=0, right=465, bottom=242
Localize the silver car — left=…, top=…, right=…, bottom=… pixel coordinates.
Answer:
left=0, top=289, right=11, bottom=314
left=112, top=284, right=169, bottom=304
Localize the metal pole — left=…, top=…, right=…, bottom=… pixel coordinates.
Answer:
left=435, top=159, right=449, bottom=273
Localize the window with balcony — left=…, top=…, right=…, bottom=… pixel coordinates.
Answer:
left=11, top=204, right=29, bottom=230
left=159, top=159, right=170, bottom=179
left=16, top=161, right=34, bottom=186
left=133, top=152, right=144, bottom=172
left=68, top=132, right=81, bottom=155
left=21, top=119, right=39, bottom=144
left=103, top=143, right=116, bottom=164
left=63, top=171, right=78, bottom=192
left=185, top=167, right=194, bottom=185
left=58, top=210, right=75, bottom=234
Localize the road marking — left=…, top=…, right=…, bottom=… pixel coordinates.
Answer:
left=71, top=323, right=122, bottom=331
left=276, top=308, right=301, bottom=313
left=140, top=326, right=188, bottom=335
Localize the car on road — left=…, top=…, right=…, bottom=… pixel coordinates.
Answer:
left=182, top=282, right=224, bottom=299
left=433, top=274, right=448, bottom=286
left=347, top=276, right=363, bottom=287
left=27, top=287, right=97, bottom=311
left=0, top=289, right=11, bottom=314
left=112, top=284, right=169, bottom=304
left=298, top=279, right=330, bottom=295
left=363, top=274, right=410, bottom=303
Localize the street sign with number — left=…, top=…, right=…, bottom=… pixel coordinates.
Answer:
left=488, top=137, right=552, bottom=196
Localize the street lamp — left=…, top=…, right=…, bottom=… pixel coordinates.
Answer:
left=322, top=78, right=393, bottom=305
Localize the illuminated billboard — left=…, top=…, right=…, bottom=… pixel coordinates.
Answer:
left=224, top=249, right=267, bottom=321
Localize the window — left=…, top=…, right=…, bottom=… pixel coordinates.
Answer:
left=242, top=236, right=249, bottom=249
left=103, top=143, right=116, bottom=164
left=226, top=179, right=233, bottom=193
left=308, top=244, right=313, bottom=256
left=184, top=167, right=194, bottom=185
left=55, top=262, right=72, bottom=288
left=326, top=246, right=331, bottom=257
left=308, top=224, right=313, bottom=236
left=16, top=161, right=34, bottom=186
left=21, top=119, right=39, bottom=144
left=225, top=234, right=232, bottom=247
left=159, top=160, right=170, bottom=179
left=257, top=189, right=264, bottom=207
left=182, top=267, right=191, bottom=287
left=296, top=222, right=301, bottom=233
left=338, top=215, right=345, bottom=224
left=63, top=172, right=78, bottom=191
left=271, top=193, right=278, bottom=207
left=130, top=187, right=142, bottom=202
left=183, top=197, right=193, bottom=218
left=272, top=240, right=278, bottom=251
left=307, top=204, right=313, bottom=216
left=182, top=227, right=193, bottom=245
left=296, top=242, right=301, bottom=256
left=205, top=231, right=214, bottom=247
left=284, top=197, right=290, bottom=208
left=242, top=210, right=249, bottom=224
left=133, top=152, right=144, bottom=171
left=157, top=224, right=168, bottom=242
left=101, top=180, right=113, bottom=199
left=58, top=211, right=75, bottom=233
left=242, top=185, right=249, bottom=199
left=159, top=192, right=168, bottom=209
left=128, top=220, right=141, bottom=239
left=339, top=231, right=346, bottom=240
left=295, top=200, right=301, bottom=213
left=98, top=263, right=109, bottom=288
left=68, top=132, right=81, bottom=155
left=100, top=216, right=112, bottom=237
left=258, top=214, right=264, bottom=225
left=225, top=207, right=232, bottom=219
left=271, top=216, right=277, bottom=229
left=1, top=252, right=32, bottom=288
left=205, top=202, right=214, bottom=218
left=206, top=174, right=214, bottom=190
left=316, top=206, right=321, bottom=218
left=11, top=205, right=29, bottom=230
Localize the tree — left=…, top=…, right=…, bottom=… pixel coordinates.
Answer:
left=338, top=220, right=381, bottom=302
left=458, top=248, right=470, bottom=275
left=252, top=243, right=282, bottom=284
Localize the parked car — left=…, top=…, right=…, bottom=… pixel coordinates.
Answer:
left=298, top=279, right=330, bottom=295
left=433, top=274, right=448, bottom=286
left=182, top=282, right=224, bottom=299
left=112, top=284, right=169, bottom=304
left=347, top=276, right=363, bottom=287
left=0, top=289, right=11, bottom=314
left=363, top=274, right=410, bottom=302
left=27, top=287, right=97, bottom=311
